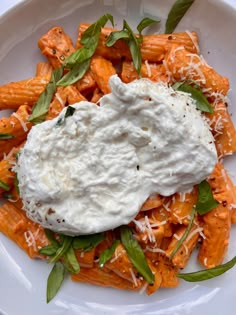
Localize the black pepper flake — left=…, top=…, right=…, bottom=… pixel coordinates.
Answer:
left=168, top=35, right=173, bottom=40
left=183, top=115, right=186, bottom=118
left=52, top=48, right=57, bottom=54
left=209, top=141, right=213, bottom=144
left=137, top=165, right=140, bottom=171
left=60, top=55, right=65, bottom=61
left=222, top=200, right=227, bottom=207
left=65, top=48, right=70, bottom=53
left=149, top=97, right=152, bottom=101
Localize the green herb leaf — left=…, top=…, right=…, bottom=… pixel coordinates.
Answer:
left=80, top=13, right=114, bottom=46
left=63, top=246, right=80, bottom=274
left=47, top=262, right=65, bottom=303
left=173, top=82, right=214, bottom=113
left=29, top=67, right=63, bottom=124
left=137, top=17, right=160, bottom=36
left=105, top=29, right=130, bottom=47
left=72, top=233, right=105, bottom=252
left=0, top=133, right=15, bottom=140
left=99, top=240, right=120, bottom=268
left=57, top=59, right=90, bottom=86
left=123, top=20, right=142, bottom=75
left=2, top=192, right=14, bottom=199
left=56, top=105, right=76, bottom=126
left=39, top=244, right=59, bottom=256
left=0, top=180, right=10, bottom=191
left=64, top=14, right=113, bottom=68
left=44, top=229, right=60, bottom=247
left=178, top=256, right=236, bottom=282
left=165, top=0, right=195, bottom=34
left=49, top=236, right=73, bottom=263
left=169, top=206, right=196, bottom=260
left=195, top=180, right=219, bottom=215
left=14, top=174, right=19, bottom=193
left=120, top=226, right=154, bottom=284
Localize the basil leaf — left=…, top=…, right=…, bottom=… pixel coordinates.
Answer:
left=80, top=13, right=114, bottom=46
left=165, top=0, right=195, bottom=34
left=2, top=192, right=14, bottom=199
left=105, top=30, right=130, bottom=47
left=39, top=244, right=59, bottom=256
left=56, top=106, right=76, bottom=126
left=178, top=256, right=236, bottom=282
left=65, top=14, right=114, bottom=68
left=44, top=229, right=60, bottom=247
left=195, top=180, right=219, bottom=215
left=29, top=67, right=63, bottom=124
left=49, top=236, right=73, bottom=263
left=99, top=240, right=120, bottom=268
left=63, top=246, right=80, bottom=274
left=169, top=206, right=196, bottom=260
left=123, top=20, right=142, bottom=75
left=120, top=226, right=154, bottom=285
left=47, top=262, right=65, bottom=303
left=14, top=174, right=19, bottom=193
left=0, top=180, right=10, bottom=191
left=173, top=82, right=214, bottom=113
left=0, top=133, right=15, bottom=140
left=137, top=17, right=160, bottom=36
left=72, top=233, right=105, bottom=252
left=57, top=59, right=90, bottom=86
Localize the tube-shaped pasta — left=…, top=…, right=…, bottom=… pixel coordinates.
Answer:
left=0, top=105, right=32, bottom=159
left=165, top=221, right=200, bottom=269
left=75, top=69, right=97, bottom=93
left=38, top=26, right=75, bottom=69
left=71, top=264, right=141, bottom=290
left=0, top=76, right=49, bottom=110
left=165, top=46, right=229, bottom=95
left=0, top=201, right=49, bottom=258
left=90, top=56, right=116, bottom=94
left=121, top=61, right=169, bottom=84
left=205, top=102, right=236, bottom=157
left=35, top=62, right=53, bottom=77
left=198, top=163, right=232, bottom=268
left=77, top=24, right=199, bottom=62
left=168, top=187, right=198, bottom=225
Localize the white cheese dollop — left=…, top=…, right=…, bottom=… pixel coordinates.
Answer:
left=16, top=76, right=217, bottom=235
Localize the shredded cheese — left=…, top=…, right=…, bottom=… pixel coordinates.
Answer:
left=12, top=112, right=28, bottom=132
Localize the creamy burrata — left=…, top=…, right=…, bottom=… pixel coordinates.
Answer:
left=16, top=75, right=217, bottom=235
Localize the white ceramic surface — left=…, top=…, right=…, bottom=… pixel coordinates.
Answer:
left=0, top=1, right=236, bottom=315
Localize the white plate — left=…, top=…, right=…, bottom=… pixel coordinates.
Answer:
left=0, top=0, right=236, bottom=314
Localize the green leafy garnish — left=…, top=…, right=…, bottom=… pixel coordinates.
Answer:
left=99, top=240, right=120, bottom=268
left=49, top=236, right=73, bottom=263
left=120, top=226, right=154, bottom=284
left=169, top=206, right=196, bottom=260
left=64, top=246, right=80, bottom=274
left=72, top=233, right=105, bottom=252
left=137, top=17, right=160, bottom=37
left=57, top=59, right=90, bottom=87
left=47, top=262, right=65, bottom=303
left=14, top=174, right=19, bottom=193
left=2, top=192, right=14, bottom=199
left=178, top=256, right=236, bottom=282
left=56, top=105, right=76, bottom=126
left=173, top=82, right=214, bottom=113
left=195, top=180, right=219, bottom=215
left=39, top=244, right=59, bottom=256
left=106, top=17, right=159, bottom=75
left=0, top=133, right=15, bottom=140
left=0, top=180, right=10, bottom=191
left=28, top=67, right=63, bottom=124
left=57, top=14, right=113, bottom=86
left=165, top=0, right=195, bottom=34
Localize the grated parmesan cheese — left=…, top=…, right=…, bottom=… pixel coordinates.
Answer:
left=12, top=112, right=28, bottom=132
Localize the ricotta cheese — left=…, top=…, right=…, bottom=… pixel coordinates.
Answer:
left=16, top=75, right=217, bottom=235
